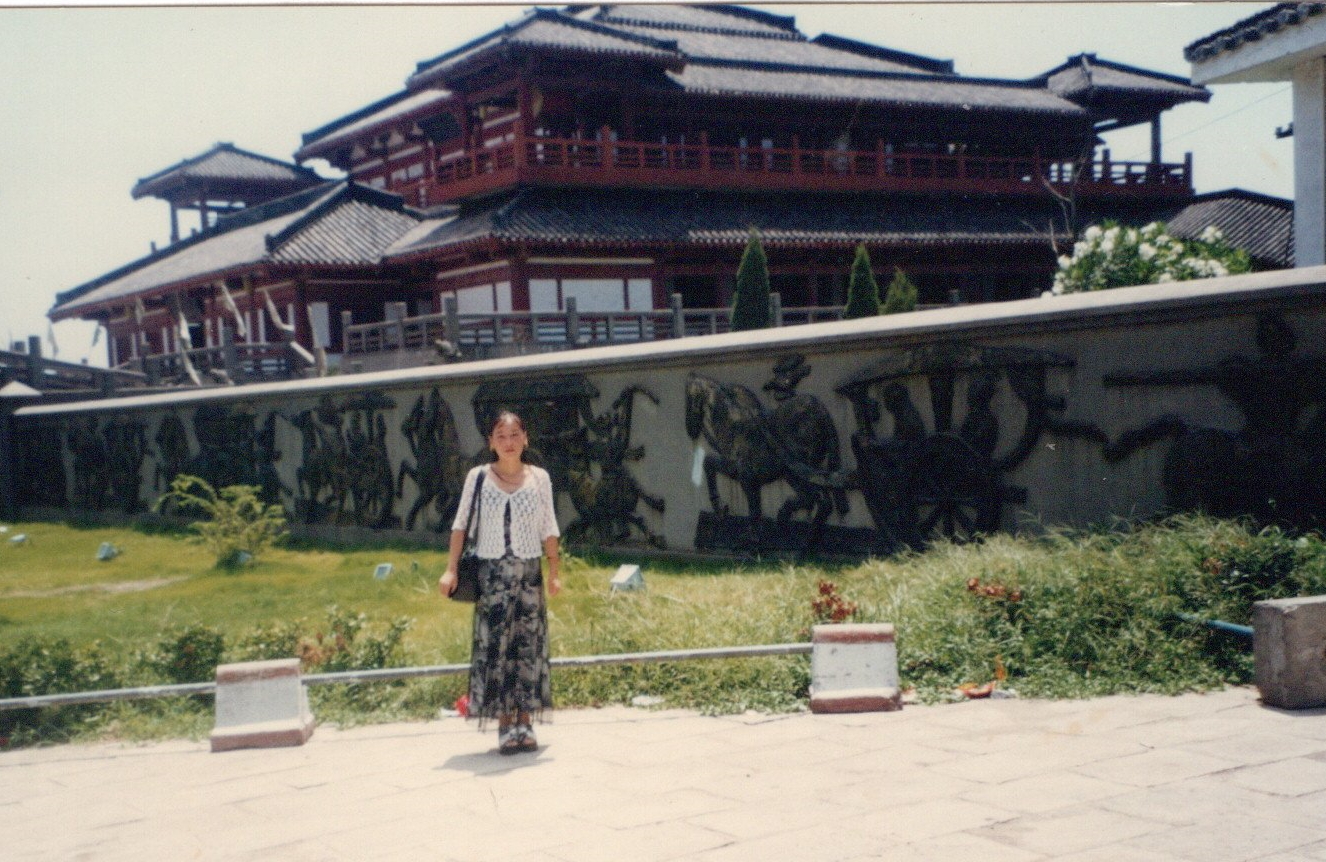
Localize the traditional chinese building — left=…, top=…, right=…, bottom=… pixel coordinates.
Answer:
left=52, top=4, right=1233, bottom=378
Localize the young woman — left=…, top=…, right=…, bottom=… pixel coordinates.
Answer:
left=440, top=411, right=561, bottom=754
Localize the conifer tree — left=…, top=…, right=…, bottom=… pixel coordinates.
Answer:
left=843, top=243, right=881, bottom=319
left=731, top=228, right=771, bottom=331
left=882, top=267, right=919, bottom=314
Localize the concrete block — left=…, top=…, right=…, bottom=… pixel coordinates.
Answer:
left=1254, top=595, right=1326, bottom=710
left=810, top=623, right=901, bottom=714
left=210, top=658, right=315, bottom=752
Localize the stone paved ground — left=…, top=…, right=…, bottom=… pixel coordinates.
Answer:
left=2, top=686, right=1325, bottom=861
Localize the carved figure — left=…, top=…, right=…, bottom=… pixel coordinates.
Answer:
left=154, top=411, right=190, bottom=492
left=69, top=416, right=110, bottom=510
left=18, top=424, right=66, bottom=508
left=289, top=393, right=396, bottom=527
left=563, top=385, right=667, bottom=548
left=397, top=388, right=468, bottom=531
left=103, top=418, right=147, bottom=513
left=290, top=398, right=350, bottom=524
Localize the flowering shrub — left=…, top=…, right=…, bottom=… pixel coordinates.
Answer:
left=1050, top=221, right=1251, bottom=295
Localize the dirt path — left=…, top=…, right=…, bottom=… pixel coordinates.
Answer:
left=3, top=577, right=189, bottom=599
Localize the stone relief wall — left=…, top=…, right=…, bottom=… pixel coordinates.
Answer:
left=12, top=271, right=1326, bottom=557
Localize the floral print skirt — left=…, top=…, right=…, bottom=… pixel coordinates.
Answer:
left=468, top=554, right=551, bottom=728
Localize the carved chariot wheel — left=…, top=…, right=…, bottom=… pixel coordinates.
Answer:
left=909, top=433, right=1001, bottom=542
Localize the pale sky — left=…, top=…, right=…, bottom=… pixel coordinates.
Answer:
left=0, top=2, right=1291, bottom=367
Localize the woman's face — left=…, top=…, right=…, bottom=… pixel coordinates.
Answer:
left=489, top=419, right=527, bottom=458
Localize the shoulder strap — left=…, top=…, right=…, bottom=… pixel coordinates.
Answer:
left=464, top=469, right=485, bottom=539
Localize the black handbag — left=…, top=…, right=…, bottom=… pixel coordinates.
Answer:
left=450, top=471, right=485, bottom=603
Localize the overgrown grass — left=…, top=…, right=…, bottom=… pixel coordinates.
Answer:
left=2, top=514, right=1324, bottom=747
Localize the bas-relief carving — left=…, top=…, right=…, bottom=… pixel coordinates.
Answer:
left=103, top=418, right=148, bottom=513
left=838, top=344, right=1077, bottom=551
left=1095, top=314, right=1326, bottom=528
left=289, top=393, right=396, bottom=528
left=472, top=376, right=665, bottom=548
left=19, top=423, right=66, bottom=508
left=397, top=388, right=468, bottom=531
left=687, top=355, right=855, bottom=557
left=184, top=404, right=286, bottom=504
left=562, top=385, right=666, bottom=548
left=686, top=347, right=1078, bottom=556
left=68, top=416, right=110, bottom=511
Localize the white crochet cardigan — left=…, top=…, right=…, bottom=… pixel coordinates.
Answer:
left=451, top=464, right=559, bottom=559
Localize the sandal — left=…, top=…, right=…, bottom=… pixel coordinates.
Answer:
left=498, top=726, right=521, bottom=755
left=516, top=723, right=538, bottom=752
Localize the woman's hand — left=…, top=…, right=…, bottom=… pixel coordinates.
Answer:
left=438, top=569, right=458, bottom=597
left=548, top=575, right=562, bottom=598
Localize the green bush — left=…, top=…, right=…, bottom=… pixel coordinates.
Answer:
left=882, top=267, right=919, bottom=314
left=154, top=474, right=288, bottom=568
left=843, top=244, right=881, bottom=319
left=154, top=625, right=226, bottom=684
left=0, top=637, right=121, bottom=744
left=731, top=227, right=771, bottom=331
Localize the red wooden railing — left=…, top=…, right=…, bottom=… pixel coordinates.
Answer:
left=391, top=135, right=1192, bottom=205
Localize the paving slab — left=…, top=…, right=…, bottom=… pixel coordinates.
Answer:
left=1, top=686, right=1323, bottom=861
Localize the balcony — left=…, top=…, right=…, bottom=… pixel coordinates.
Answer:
left=399, top=134, right=1192, bottom=205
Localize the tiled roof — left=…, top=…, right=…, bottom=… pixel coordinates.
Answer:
left=52, top=183, right=419, bottom=318
left=132, top=143, right=323, bottom=200
left=298, top=89, right=450, bottom=157
left=582, top=4, right=800, bottom=38
left=384, top=187, right=1065, bottom=259
left=1160, top=189, right=1293, bottom=268
left=1185, top=3, right=1326, bottom=63
left=1042, top=55, right=1209, bottom=103
left=409, top=9, right=683, bottom=88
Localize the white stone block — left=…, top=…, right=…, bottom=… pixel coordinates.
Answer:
left=810, top=623, right=901, bottom=714
left=210, top=658, right=315, bottom=753
left=610, top=564, right=644, bottom=592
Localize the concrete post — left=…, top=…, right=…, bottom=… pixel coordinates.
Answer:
left=340, top=310, right=354, bottom=355
left=809, top=623, right=902, bottom=713
left=769, top=291, right=782, bottom=327
left=670, top=293, right=685, bottom=339
left=1254, top=595, right=1326, bottom=709
left=443, top=296, right=461, bottom=348
left=211, top=658, right=315, bottom=752
left=25, top=336, right=42, bottom=388
left=565, top=296, right=580, bottom=345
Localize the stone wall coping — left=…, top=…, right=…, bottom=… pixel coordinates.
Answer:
left=812, top=623, right=897, bottom=644
left=215, top=658, right=302, bottom=685
left=17, top=265, right=1326, bottom=419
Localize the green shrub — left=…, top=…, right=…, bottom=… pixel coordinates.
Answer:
left=0, top=637, right=121, bottom=744
left=882, top=267, right=919, bottom=314
left=843, top=244, right=881, bottom=319
left=154, top=625, right=226, bottom=684
left=731, top=227, right=771, bottom=331
left=154, top=474, right=288, bottom=568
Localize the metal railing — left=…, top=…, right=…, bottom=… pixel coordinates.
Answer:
left=0, top=643, right=812, bottom=712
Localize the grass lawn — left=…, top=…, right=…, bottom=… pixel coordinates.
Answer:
left=3, top=513, right=1324, bottom=747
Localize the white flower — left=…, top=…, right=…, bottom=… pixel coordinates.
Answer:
left=1139, top=243, right=1156, bottom=260
left=1057, top=255, right=1072, bottom=269
left=1199, top=225, right=1223, bottom=243
left=1084, top=225, right=1102, bottom=240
